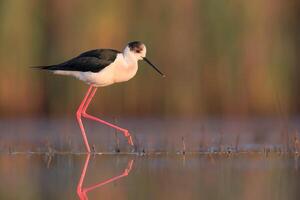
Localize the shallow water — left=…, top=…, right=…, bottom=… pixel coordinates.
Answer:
left=0, top=154, right=299, bottom=200
left=0, top=118, right=299, bottom=199
left=0, top=117, right=299, bottom=153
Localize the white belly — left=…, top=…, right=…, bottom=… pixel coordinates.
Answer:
left=53, top=54, right=138, bottom=87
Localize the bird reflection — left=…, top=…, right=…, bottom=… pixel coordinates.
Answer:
left=77, top=154, right=134, bottom=200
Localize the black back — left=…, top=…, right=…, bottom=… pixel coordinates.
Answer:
left=41, top=49, right=121, bottom=73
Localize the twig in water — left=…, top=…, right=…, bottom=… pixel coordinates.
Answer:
left=226, top=146, right=233, bottom=158
left=264, top=146, right=270, bottom=157
left=114, top=132, right=120, bottom=153
left=218, top=130, right=224, bottom=152
left=293, top=131, right=299, bottom=154
left=92, top=145, right=96, bottom=153
left=140, top=148, right=146, bottom=156
left=132, top=134, right=139, bottom=153
left=235, top=133, right=240, bottom=152
left=181, top=136, right=186, bottom=155
left=114, top=117, right=120, bottom=152
left=46, top=155, right=53, bottom=169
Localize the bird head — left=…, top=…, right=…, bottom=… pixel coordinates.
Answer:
left=127, top=41, right=147, bottom=60
left=124, top=41, right=165, bottom=77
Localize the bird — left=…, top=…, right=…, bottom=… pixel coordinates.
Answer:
left=34, top=41, right=165, bottom=153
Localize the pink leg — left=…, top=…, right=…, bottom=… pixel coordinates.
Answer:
left=81, top=87, right=134, bottom=146
left=77, top=154, right=90, bottom=199
left=84, top=159, right=134, bottom=193
left=77, top=154, right=134, bottom=199
left=76, top=85, right=94, bottom=152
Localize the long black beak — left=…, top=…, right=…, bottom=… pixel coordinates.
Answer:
left=143, top=57, right=165, bottom=77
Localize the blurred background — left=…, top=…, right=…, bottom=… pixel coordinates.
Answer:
left=0, top=0, right=299, bottom=118
left=1, top=2, right=300, bottom=199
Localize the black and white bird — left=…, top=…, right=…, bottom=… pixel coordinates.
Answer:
left=35, top=41, right=165, bottom=152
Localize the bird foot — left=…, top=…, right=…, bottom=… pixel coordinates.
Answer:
left=124, top=131, right=134, bottom=146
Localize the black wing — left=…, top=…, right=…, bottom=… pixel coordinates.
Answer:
left=37, top=49, right=121, bottom=73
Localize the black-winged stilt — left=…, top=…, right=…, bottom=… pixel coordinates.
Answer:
left=34, top=41, right=165, bottom=152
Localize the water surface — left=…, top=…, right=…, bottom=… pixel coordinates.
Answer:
left=0, top=154, right=299, bottom=200
left=0, top=118, right=299, bottom=199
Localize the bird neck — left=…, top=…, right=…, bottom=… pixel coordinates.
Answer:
left=122, top=52, right=138, bottom=66
left=113, top=53, right=138, bottom=83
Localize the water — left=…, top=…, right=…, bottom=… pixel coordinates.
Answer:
left=0, top=154, right=299, bottom=200
left=0, top=118, right=299, bottom=199
left=0, top=117, right=299, bottom=153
